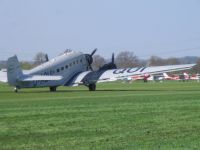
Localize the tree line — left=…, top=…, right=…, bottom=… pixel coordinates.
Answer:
left=92, top=51, right=200, bottom=73
left=1, top=51, right=200, bottom=73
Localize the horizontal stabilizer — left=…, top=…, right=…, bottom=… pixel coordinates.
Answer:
left=20, top=75, right=63, bottom=81
left=0, top=71, right=7, bottom=82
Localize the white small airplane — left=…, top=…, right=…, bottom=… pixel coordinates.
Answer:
left=0, top=49, right=196, bottom=92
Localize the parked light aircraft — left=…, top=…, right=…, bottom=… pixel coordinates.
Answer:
left=132, top=74, right=150, bottom=81
left=163, top=72, right=196, bottom=81
left=122, top=74, right=150, bottom=82
left=190, top=73, right=200, bottom=80
left=0, top=49, right=196, bottom=92
left=182, top=72, right=200, bottom=81
left=183, top=72, right=190, bottom=80
left=127, top=73, right=164, bottom=82
left=163, top=73, right=180, bottom=80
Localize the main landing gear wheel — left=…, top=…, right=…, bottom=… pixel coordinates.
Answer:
left=88, top=84, right=96, bottom=91
left=49, top=86, right=57, bottom=92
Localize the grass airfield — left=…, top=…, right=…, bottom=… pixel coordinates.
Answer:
left=0, top=81, right=200, bottom=150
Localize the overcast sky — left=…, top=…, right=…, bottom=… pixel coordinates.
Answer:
left=0, top=0, right=200, bottom=60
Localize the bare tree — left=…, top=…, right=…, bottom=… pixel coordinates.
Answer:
left=34, top=52, right=47, bottom=65
left=148, top=56, right=166, bottom=66
left=20, top=61, right=34, bottom=70
left=91, top=55, right=106, bottom=70
left=116, top=51, right=139, bottom=68
left=148, top=56, right=181, bottom=66
left=166, top=57, right=180, bottom=65
left=193, top=58, right=200, bottom=73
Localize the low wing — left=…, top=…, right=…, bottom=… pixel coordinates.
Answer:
left=68, top=64, right=195, bottom=86
left=20, top=75, right=63, bottom=81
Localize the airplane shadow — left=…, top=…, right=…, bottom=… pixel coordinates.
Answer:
left=0, top=89, right=200, bottom=94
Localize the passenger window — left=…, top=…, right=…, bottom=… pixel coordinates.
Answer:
left=80, top=59, right=82, bottom=63
left=73, top=61, right=75, bottom=65
left=57, top=69, right=60, bottom=72
left=69, top=63, right=72, bottom=67
left=65, top=65, right=68, bottom=69
left=76, top=60, right=79, bottom=64
left=61, top=67, right=64, bottom=71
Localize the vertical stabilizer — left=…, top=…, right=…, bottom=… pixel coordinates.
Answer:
left=7, top=55, right=23, bottom=86
left=163, top=73, right=169, bottom=78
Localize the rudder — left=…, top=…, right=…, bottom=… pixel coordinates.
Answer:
left=7, top=55, right=23, bottom=86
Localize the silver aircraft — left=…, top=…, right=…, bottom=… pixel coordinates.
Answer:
left=0, top=49, right=195, bottom=92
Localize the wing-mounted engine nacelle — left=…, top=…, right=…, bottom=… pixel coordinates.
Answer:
left=98, top=53, right=117, bottom=71
left=99, top=62, right=117, bottom=71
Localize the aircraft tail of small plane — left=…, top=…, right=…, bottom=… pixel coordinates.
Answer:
left=7, top=55, right=23, bottom=86
left=163, top=73, right=169, bottom=78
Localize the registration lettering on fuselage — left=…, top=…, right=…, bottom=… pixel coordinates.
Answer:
left=113, top=67, right=146, bottom=74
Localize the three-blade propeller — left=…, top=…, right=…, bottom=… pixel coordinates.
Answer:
left=112, top=53, right=115, bottom=64
left=86, top=48, right=97, bottom=71
left=91, top=48, right=97, bottom=57
left=86, top=49, right=116, bottom=71
left=45, top=54, right=49, bottom=62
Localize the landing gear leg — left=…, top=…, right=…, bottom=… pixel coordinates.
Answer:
left=49, top=86, right=57, bottom=92
left=88, top=84, right=96, bottom=91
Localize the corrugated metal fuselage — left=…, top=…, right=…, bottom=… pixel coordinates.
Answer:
left=18, top=52, right=88, bottom=88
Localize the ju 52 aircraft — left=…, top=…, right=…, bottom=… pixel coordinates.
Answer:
left=0, top=49, right=195, bottom=92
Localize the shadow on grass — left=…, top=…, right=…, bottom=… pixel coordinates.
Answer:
left=0, top=88, right=200, bottom=94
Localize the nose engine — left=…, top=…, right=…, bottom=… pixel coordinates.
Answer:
left=85, top=54, right=93, bottom=66
left=85, top=48, right=97, bottom=71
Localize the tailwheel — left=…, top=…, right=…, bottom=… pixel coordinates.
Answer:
left=88, top=84, right=96, bottom=91
left=14, top=87, right=18, bottom=93
left=49, top=86, right=57, bottom=92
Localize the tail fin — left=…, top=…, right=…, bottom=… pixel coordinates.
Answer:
left=183, top=72, right=189, bottom=79
left=7, top=55, right=23, bottom=86
left=163, top=73, right=169, bottom=78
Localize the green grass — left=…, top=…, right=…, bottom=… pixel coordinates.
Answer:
left=0, top=81, right=200, bottom=150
